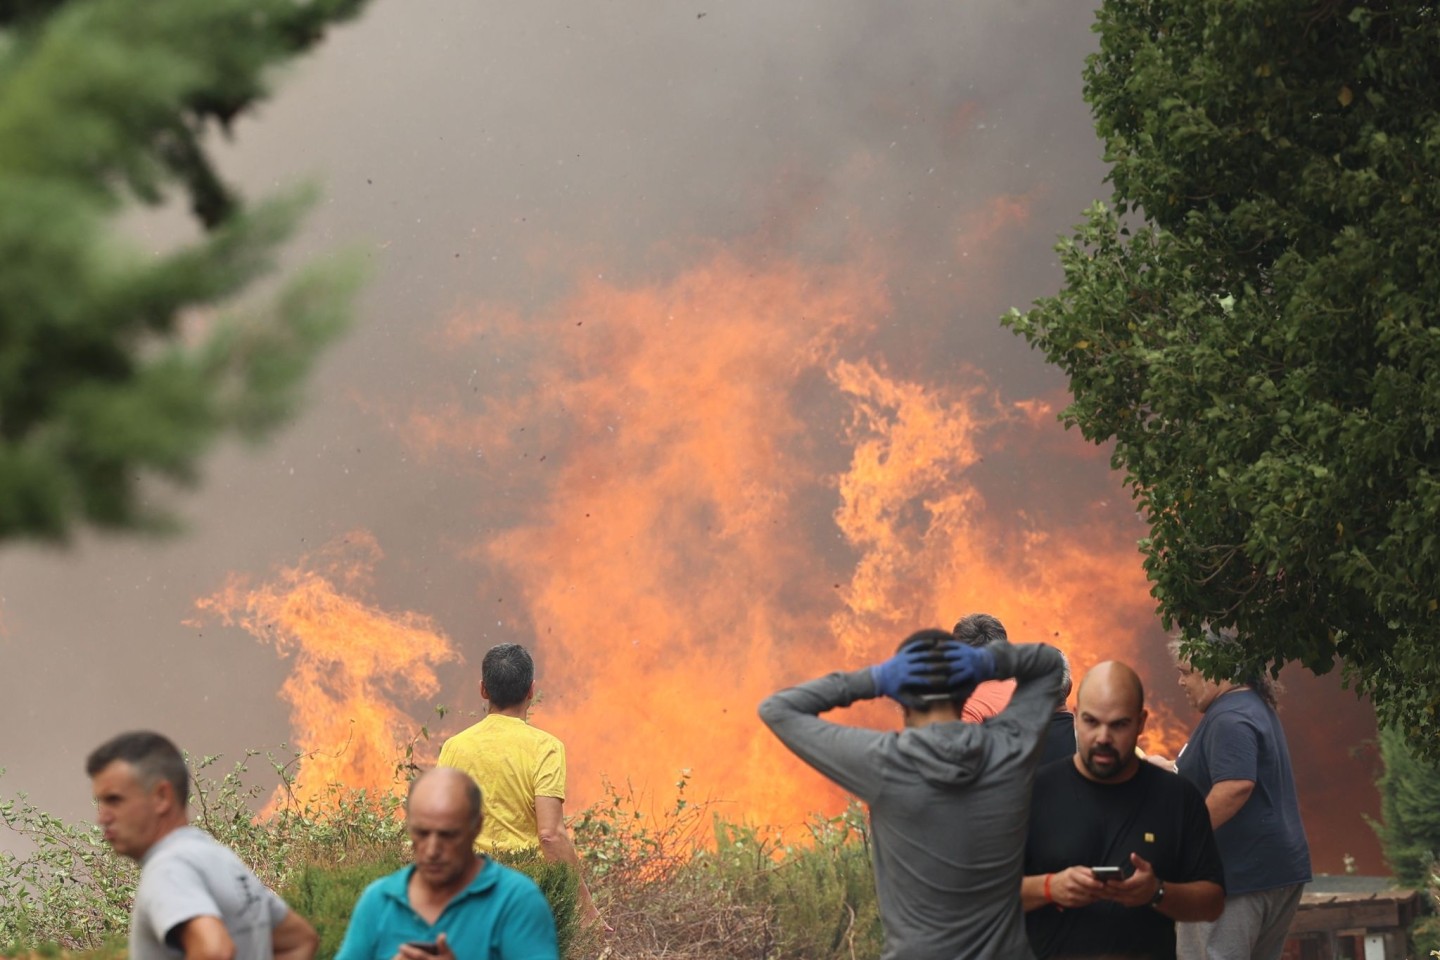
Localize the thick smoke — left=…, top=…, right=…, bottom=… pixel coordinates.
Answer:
left=0, top=0, right=1380, bottom=871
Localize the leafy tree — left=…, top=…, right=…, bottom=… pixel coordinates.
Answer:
left=1372, top=726, right=1440, bottom=888
left=0, top=0, right=369, bottom=541
left=1003, top=1, right=1440, bottom=744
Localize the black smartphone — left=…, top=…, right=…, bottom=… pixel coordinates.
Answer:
left=405, top=943, right=440, bottom=955
left=1091, top=865, right=1123, bottom=881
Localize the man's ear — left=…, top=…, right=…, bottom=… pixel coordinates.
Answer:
left=151, top=777, right=177, bottom=816
left=480, top=681, right=491, bottom=702
left=1138, top=707, right=1149, bottom=737
left=524, top=683, right=536, bottom=704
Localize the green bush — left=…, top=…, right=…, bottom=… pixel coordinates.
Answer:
left=696, top=805, right=882, bottom=960
left=0, top=776, right=135, bottom=953
left=766, top=807, right=882, bottom=959
left=570, top=774, right=881, bottom=960
left=1368, top=727, right=1440, bottom=958
left=1371, top=727, right=1440, bottom=889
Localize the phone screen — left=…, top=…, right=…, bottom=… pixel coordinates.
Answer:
left=405, top=944, right=440, bottom=955
left=1091, top=866, right=1123, bottom=880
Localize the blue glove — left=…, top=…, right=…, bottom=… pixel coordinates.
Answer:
left=870, top=646, right=935, bottom=701
left=941, top=641, right=996, bottom=687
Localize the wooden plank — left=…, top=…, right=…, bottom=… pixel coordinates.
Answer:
left=1289, top=891, right=1422, bottom=936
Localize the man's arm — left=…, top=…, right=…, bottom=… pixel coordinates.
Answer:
left=1021, top=867, right=1108, bottom=911
left=990, top=642, right=1064, bottom=736
left=535, top=796, right=602, bottom=925
left=271, top=910, right=319, bottom=960
left=961, top=679, right=1016, bottom=723
left=177, top=917, right=236, bottom=960
left=758, top=670, right=889, bottom=803
left=1205, top=778, right=1255, bottom=829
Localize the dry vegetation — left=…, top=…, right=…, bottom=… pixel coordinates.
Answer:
left=1, top=758, right=881, bottom=960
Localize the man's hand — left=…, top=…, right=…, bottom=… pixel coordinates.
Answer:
left=941, top=641, right=996, bottom=687
left=1096, top=853, right=1162, bottom=908
left=870, top=646, right=935, bottom=701
left=395, top=933, right=451, bottom=960
left=1044, top=866, right=1109, bottom=909
left=582, top=902, right=614, bottom=934
left=271, top=910, right=319, bottom=960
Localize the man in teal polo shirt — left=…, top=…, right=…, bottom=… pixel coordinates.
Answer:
left=336, top=767, right=558, bottom=960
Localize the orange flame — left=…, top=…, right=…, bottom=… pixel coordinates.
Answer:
left=194, top=531, right=457, bottom=807
left=201, top=249, right=1186, bottom=828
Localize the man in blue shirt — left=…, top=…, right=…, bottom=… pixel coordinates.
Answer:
left=1166, top=633, right=1312, bottom=960
left=336, top=768, right=558, bottom=960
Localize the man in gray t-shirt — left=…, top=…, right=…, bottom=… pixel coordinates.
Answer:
left=87, top=731, right=318, bottom=960
left=760, top=623, right=1064, bottom=960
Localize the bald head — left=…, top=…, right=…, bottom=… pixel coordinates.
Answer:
left=406, top=767, right=484, bottom=892
left=408, top=766, right=483, bottom=830
left=1076, top=660, right=1145, bottom=715
left=1072, top=661, right=1148, bottom=783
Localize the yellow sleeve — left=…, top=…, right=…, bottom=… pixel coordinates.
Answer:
left=534, top=737, right=566, bottom=800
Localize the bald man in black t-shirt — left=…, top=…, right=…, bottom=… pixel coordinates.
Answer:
left=1021, top=662, right=1224, bottom=960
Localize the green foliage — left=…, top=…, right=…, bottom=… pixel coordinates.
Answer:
left=0, top=0, right=369, bottom=542
left=1372, top=726, right=1440, bottom=888
left=3, top=759, right=885, bottom=960
left=571, top=773, right=881, bottom=959
left=1003, top=0, right=1440, bottom=745
left=0, top=773, right=134, bottom=953
left=191, top=752, right=410, bottom=892
left=697, top=805, right=882, bottom=960
left=571, top=772, right=709, bottom=885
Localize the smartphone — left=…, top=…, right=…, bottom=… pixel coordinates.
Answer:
left=1091, top=865, right=1124, bottom=881
left=405, top=943, right=440, bottom=955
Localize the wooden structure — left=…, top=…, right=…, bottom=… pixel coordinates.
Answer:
left=1283, top=876, right=1424, bottom=960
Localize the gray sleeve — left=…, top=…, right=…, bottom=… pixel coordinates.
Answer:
left=136, top=856, right=224, bottom=947
left=265, top=889, right=289, bottom=927
left=988, top=641, right=1064, bottom=737
left=758, top=669, right=889, bottom=804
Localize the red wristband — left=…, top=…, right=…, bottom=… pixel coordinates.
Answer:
left=1044, top=873, right=1054, bottom=904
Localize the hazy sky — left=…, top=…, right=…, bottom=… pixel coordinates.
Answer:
left=1, top=0, right=1383, bottom=871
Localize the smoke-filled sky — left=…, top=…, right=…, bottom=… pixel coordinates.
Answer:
left=1, top=0, right=1382, bottom=871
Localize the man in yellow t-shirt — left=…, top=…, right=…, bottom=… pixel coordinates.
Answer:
left=437, top=643, right=602, bottom=927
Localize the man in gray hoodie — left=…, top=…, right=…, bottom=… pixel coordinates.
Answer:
left=759, top=622, right=1064, bottom=960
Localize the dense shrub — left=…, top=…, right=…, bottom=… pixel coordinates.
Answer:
left=571, top=774, right=882, bottom=959
left=1369, top=727, right=1440, bottom=957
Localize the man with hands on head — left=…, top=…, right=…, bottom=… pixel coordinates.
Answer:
left=335, top=767, right=558, bottom=960
left=1022, top=662, right=1224, bottom=960
left=760, top=617, right=1064, bottom=960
